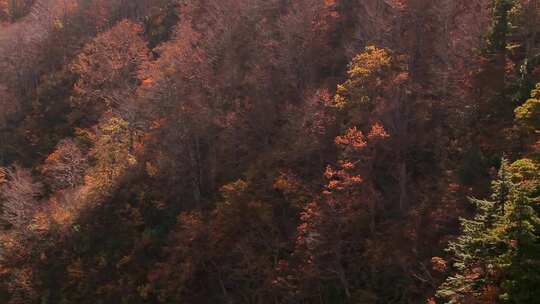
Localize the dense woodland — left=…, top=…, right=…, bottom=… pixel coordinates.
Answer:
left=0, top=0, right=539, bottom=303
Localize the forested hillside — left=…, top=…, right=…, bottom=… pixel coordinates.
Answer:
left=0, top=0, right=539, bottom=303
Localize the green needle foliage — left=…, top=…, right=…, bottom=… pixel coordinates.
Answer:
left=438, top=158, right=540, bottom=303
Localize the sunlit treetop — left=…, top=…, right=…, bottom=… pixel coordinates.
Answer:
left=515, top=82, right=540, bottom=132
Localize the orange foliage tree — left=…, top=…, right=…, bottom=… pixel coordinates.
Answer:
left=69, top=20, right=150, bottom=125
left=40, top=139, right=88, bottom=191
left=291, top=123, right=389, bottom=301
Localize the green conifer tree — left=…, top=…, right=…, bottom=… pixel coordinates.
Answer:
left=499, top=159, right=540, bottom=303
left=486, top=0, right=515, bottom=54
left=437, top=159, right=512, bottom=303
left=438, top=157, right=540, bottom=303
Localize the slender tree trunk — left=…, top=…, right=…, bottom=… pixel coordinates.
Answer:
left=398, top=161, right=408, bottom=212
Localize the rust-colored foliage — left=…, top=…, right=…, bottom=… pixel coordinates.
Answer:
left=0, top=0, right=8, bottom=22
left=1, top=1, right=538, bottom=303
left=40, top=139, right=88, bottom=191
left=69, top=20, right=150, bottom=123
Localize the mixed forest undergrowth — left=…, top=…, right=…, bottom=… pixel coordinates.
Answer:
left=0, top=0, right=539, bottom=303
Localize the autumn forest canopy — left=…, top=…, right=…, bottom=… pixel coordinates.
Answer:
left=0, top=0, right=539, bottom=303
